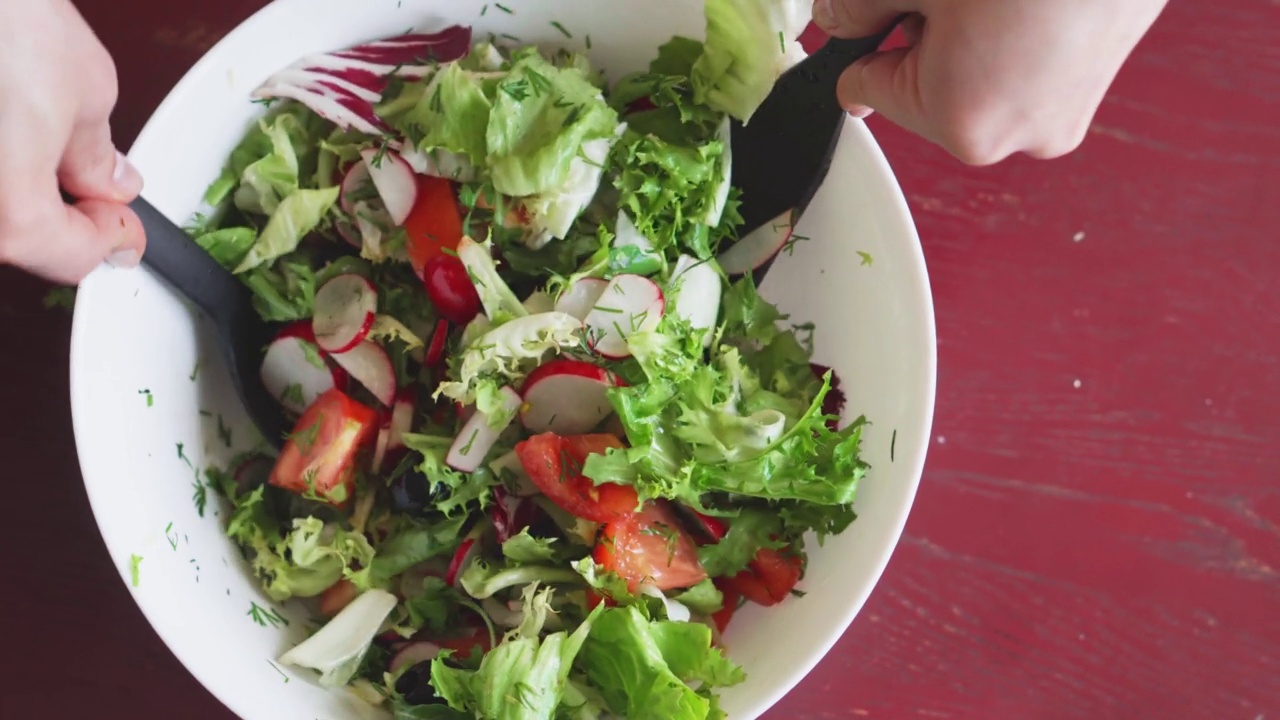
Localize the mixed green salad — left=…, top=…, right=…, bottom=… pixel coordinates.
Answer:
left=192, top=1, right=869, bottom=718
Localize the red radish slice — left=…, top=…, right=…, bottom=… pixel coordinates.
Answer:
left=389, top=641, right=443, bottom=673
left=425, top=319, right=450, bottom=366
left=339, top=161, right=373, bottom=216
left=313, top=274, right=378, bottom=353
left=446, top=538, right=480, bottom=587
left=715, top=209, right=795, bottom=276
left=330, top=340, right=397, bottom=406
left=583, top=274, right=665, bottom=359
left=252, top=27, right=473, bottom=135
left=554, top=277, right=608, bottom=321
left=260, top=335, right=338, bottom=414
left=519, top=359, right=618, bottom=434
left=446, top=387, right=521, bottom=472
left=359, top=148, right=418, bottom=225
left=669, top=255, right=723, bottom=342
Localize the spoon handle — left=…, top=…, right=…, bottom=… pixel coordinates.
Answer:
left=129, top=197, right=254, bottom=330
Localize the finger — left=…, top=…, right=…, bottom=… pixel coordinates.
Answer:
left=5, top=198, right=146, bottom=285
left=57, top=120, right=142, bottom=203
left=813, top=0, right=921, bottom=39
left=836, top=47, right=933, bottom=139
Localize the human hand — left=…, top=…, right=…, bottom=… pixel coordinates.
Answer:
left=0, top=0, right=145, bottom=285
left=812, top=0, right=1169, bottom=165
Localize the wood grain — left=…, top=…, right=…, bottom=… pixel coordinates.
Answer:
left=0, top=1, right=1274, bottom=718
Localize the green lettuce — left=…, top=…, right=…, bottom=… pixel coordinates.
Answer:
left=486, top=49, right=620, bottom=198
left=233, top=186, right=340, bottom=273
left=229, top=507, right=376, bottom=602
left=203, top=102, right=328, bottom=208
left=578, top=605, right=744, bottom=720
left=193, top=227, right=256, bottom=268
left=430, top=586, right=604, bottom=720
left=369, top=513, right=469, bottom=585
left=691, top=0, right=811, bottom=122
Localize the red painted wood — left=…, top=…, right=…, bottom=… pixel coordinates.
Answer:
left=1, top=1, right=1275, bottom=718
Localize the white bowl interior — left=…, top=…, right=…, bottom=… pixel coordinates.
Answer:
left=70, top=1, right=936, bottom=718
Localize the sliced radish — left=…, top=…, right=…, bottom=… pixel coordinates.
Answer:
left=339, top=161, right=374, bottom=216
left=446, top=386, right=521, bottom=472
left=519, top=358, right=618, bottom=434
left=331, top=340, right=397, bottom=406
left=554, top=277, right=608, bottom=321
left=313, top=274, right=378, bottom=353
left=425, top=318, right=450, bottom=366
left=261, top=335, right=338, bottom=414
left=389, top=641, right=442, bottom=674
left=445, top=538, right=481, bottom=588
left=715, top=209, right=795, bottom=276
left=583, top=274, right=665, bottom=359
left=359, top=148, right=418, bottom=225
left=669, top=255, right=723, bottom=344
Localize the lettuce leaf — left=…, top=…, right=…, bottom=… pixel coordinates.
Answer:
left=429, top=587, right=604, bottom=720
left=582, top=282, right=869, bottom=510
left=434, top=312, right=582, bottom=414
left=400, top=433, right=499, bottom=517
left=578, top=605, right=744, bottom=720
left=486, top=49, right=620, bottom=198
left=233, top=186, right=340, bottom=273
left=369, top=513, right=469, bottom=585
left=235, top=514, right=376, bottom=602
left=691, top=0, right=812, bottom=122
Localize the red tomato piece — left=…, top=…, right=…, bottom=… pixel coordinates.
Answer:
left=719, top=547, right=804, bottom=607
left=422, top=253, right=481, bottom=325
left=748, top=547, right=803, bottom=602
left=719, top=569, right=775, bottom=607
left=711, top=580, right=740, bottom=634
left=594, top=501, right=708, bottom=592
left=514, top=433, right=640, bottom=523
left=405, top=176, right=465, bottom=276
left=269, top=388, right=380, bottom=506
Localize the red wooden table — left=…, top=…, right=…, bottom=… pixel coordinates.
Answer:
left=2, top=1, right=1276, bottom=718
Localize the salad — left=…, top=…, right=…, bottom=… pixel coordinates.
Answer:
left=191, top=1, right=869, bottom=718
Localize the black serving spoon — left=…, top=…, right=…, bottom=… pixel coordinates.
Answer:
left=127, top=197, right=291, bottom=450
left=728, top=21, right=900, bottom=284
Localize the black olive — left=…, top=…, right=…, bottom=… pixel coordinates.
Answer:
left=389, top=467, right=450, bottom=515
left=394, top=661, right=445, bottom=705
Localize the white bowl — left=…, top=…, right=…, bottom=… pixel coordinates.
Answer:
left=69, top=0, right=936, bottom=717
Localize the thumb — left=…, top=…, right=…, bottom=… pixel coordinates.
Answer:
left=835, top=47, right=929, bottom=134
left=57, top=120, right=143, bottom=203
left=813, top=0, right=917, bottom=39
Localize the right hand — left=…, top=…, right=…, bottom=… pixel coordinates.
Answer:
left=812, top=0, right=1169, bottom=165
left=0, top=0, right=145, bottom=285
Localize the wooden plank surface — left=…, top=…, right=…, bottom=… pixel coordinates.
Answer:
left=1, top=1, right=1276, bottom=718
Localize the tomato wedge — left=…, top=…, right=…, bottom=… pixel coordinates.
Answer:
left=594, top=501, right=708, bottom=592
left=269, top=388, right=380, bottom=506
left=404, top=175, right=465, bottom=276
left=711, top=580, right=740, bottom=634
left=719, top=547, right=803, bottom=607
left=514, top=433, right=639, bottom=523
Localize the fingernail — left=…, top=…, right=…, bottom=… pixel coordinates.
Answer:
left=107, top=249, right=140, bottom=268
left=812, top=0, right=836, bottom=32
left=845, top=105, right=874, bottom=119
left=112, top=151, right=142, bottom=190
